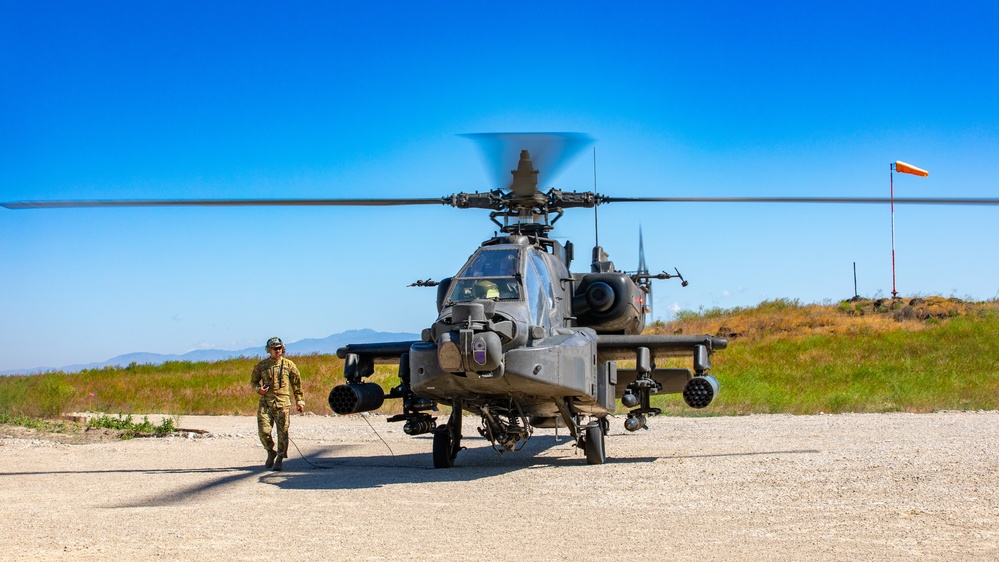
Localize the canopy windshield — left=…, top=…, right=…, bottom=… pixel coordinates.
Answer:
left=448, top=248, right=522, bottom=303
left=458, top=248, right=519, bottom=278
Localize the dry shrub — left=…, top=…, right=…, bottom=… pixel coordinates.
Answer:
left=653, top=297, right=998, bottom=344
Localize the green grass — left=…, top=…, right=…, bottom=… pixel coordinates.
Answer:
left=86, top=414, right=177, bottom=438
left=3, top=298, right=998, bottom=421
left=0, top=411, right=82, bottom=432
left=0, top=353, right=382, bottom=418
left=651, top=306, right=999, bottom=415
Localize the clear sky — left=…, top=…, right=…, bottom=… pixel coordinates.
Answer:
left=2, top=1, right=998, bottom=372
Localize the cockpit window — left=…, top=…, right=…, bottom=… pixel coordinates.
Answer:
left=447, top=248, right=523, bottom=304
left=530, top=251, right=555, bottom=310
left=447, top=277, right=521, bottom=303
left=459, top=249, right=519, bottom=278
left=524, top=250, right=555, bottom=327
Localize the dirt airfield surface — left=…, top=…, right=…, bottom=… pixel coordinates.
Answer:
left=1, top=411, right=997, bottom=561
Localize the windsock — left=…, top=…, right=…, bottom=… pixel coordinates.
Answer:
left=894, top=161, right=929, bottom=177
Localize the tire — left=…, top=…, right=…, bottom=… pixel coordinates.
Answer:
left=584, top=424, right=606, bottom=465
left=433, top=426, right=454, bottom=468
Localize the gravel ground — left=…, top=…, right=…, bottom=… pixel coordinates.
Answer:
left=1, top=411, right=997, bottom=561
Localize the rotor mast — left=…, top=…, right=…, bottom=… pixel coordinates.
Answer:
left=445, top=149, right=600, bottom=236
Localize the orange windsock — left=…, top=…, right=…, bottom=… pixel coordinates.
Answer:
left=895, top=161, right=929, bottom=177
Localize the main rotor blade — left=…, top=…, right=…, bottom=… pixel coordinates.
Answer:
left=2, top=198, right=448, bottom=209
left=601, top=196, right=999, bottom=206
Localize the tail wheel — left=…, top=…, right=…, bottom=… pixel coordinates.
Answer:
left=584, top=424, right=606, bottom=465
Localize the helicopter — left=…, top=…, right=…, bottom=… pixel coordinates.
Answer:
left=326, top=143, right=727, bottom=467
left=6, top=133, right=999, bottom=468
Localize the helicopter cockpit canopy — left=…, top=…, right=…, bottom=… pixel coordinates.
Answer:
left=447, top=248, right=522, bottom=303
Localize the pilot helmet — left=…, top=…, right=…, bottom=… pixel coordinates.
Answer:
left=473, top=280, right=499, bottom=299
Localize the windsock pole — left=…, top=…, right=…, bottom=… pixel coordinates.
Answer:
left=890, top=160, right=929, bottom=298
left=890, top=163, right=898, bottom=298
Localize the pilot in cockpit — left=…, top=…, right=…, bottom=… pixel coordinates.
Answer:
left=473, top=280, right=500, bottom=299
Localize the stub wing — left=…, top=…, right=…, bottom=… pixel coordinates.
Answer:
left=596, top=334, right=727, bottom=362
left=335, top=341, right=419, bottom=362
left=597, top=334, right=727, bottom=403
left=335, top=341, right=420, bottom=385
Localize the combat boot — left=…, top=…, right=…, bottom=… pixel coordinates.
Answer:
left=272, top=452, right=284, bottom=471
left=265, top=449, right=277, bottom=469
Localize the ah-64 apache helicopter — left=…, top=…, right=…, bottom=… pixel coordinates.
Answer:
left=327, top=135, right=728, bottom=468
left=6, top=133, right=999, bottom=468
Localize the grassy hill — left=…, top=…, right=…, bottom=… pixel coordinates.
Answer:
left=647, top=296, right=999, bottom=414
left=2, top=296, right=997, bottom=419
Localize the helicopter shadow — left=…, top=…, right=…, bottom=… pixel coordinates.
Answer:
left=96, top=440, right=592, bottom=506
left=270, top=428, right=822, bottom=492
left=269, top=433, right=662, bottom=491
left=4, top=441, right=820, bottom=508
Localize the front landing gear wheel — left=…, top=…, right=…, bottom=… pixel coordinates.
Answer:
left=584, top=424, right=606, bottom=465
left=433, top=404, right=463, bottom=469
left=433, top=426, right=454, bottom=468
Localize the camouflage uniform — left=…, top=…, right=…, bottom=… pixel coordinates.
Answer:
left=251, top=356, right=304, bottom=460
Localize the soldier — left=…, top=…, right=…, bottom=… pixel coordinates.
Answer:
left=251, top=337, right=305, bottom=471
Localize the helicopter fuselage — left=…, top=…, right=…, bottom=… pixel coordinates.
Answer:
left=411, top=235, right=610, bottom=418
left=330, top=231, right=726, bottom=462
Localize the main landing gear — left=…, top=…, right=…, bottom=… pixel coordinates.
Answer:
left=433, top=399, right=464, bottom=468
left=554, top=397, right=609, bottom=465
left=582, top=420, right=608, bottom=465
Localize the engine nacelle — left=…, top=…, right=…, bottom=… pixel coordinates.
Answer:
left=572, top=272, right=646, bottom=334
left=328, top=382, right=385, bottom=415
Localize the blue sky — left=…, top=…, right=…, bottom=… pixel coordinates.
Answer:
left=2, top=1, right=998, bottom=372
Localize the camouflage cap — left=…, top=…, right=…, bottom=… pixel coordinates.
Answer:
left=266, top=337, right=284, bottom=349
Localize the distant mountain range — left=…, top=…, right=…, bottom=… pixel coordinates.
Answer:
left=1, top=329, right=420, bottom=376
